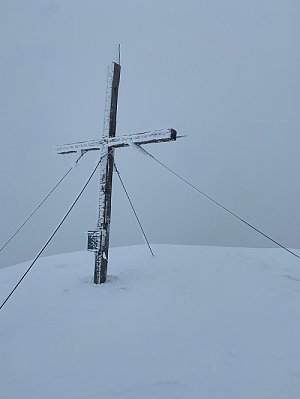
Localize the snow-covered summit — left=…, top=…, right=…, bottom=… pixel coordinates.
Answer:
left=1, top=245, right=300, bottom=399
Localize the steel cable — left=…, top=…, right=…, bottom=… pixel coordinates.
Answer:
left=140, top=146, right=300, bottom=262
left=0, top=152, right=106, bottom=311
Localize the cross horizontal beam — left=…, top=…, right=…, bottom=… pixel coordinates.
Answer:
left=56, top=128, right=178, bottom=155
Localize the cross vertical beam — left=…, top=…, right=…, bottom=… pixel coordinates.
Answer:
left=94, top=62, right=121, bottom=284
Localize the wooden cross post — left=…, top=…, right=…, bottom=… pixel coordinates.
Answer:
left=94, top=62, right=120, bottom=284
left=56, top=62, right=179, bottom=284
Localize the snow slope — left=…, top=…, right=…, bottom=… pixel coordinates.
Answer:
left=1, top=245, right=300, bottom=399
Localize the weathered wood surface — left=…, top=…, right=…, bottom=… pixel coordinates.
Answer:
left=94, top=63, right=121, bottom=284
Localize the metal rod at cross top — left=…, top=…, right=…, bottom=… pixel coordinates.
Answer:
left=56, top=61, right=181, bottom=283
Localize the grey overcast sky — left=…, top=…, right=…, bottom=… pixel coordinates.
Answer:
left=0, top=0, right=299, bottom=267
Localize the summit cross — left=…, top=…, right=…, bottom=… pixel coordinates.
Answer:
left=56, top=62, right=178, bottom=284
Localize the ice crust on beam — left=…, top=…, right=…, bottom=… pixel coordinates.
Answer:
left=105, top=128, right=177, bottom=148
left=96, top=62, right=115, bottom=235
left=103, top=63, right=114, bottom=138
left=55, top=129, right=177, bottom=154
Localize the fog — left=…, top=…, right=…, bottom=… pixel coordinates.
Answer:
left=0, top=0, right=299, bottom=267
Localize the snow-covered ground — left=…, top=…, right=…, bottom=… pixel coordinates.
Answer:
left=1, top=244, right=300, bottom=399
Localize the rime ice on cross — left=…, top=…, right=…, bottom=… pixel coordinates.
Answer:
left=56, top=62, right=178, bottom=284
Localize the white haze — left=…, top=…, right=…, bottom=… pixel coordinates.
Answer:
left=0, top=0, right=299, bottom=267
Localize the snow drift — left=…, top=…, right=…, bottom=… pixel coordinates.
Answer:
left=1, top=244, right=300, bottom=399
